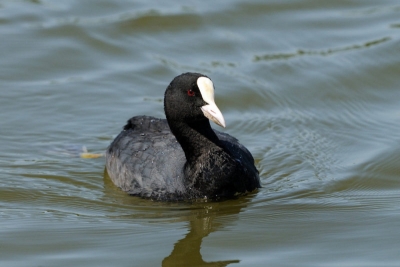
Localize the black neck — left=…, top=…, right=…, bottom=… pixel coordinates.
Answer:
left=167, top=119, right=221, bottom=164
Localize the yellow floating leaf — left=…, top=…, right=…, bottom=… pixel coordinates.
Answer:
left=80, top=153, right=104, bottom=159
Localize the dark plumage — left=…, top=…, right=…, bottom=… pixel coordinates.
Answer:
left=106, top=73, right=260, bottom=201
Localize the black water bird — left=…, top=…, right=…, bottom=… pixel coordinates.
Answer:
left=106, top=73, right=260, bottom=201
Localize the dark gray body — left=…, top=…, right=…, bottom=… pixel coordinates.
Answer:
left=105, top=116, right=259, bottom=201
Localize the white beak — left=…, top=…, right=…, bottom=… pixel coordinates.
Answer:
left=197, top=77, right=226, bottom=128
left=201, top=103, right=226, bottom=128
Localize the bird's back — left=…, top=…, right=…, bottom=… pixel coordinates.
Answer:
left=106, top=116, right=187, bottom=200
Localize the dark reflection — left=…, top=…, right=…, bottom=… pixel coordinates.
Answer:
left=162, top=204, right=241, bottom=267
left=103, top=169, right=251, bottom=267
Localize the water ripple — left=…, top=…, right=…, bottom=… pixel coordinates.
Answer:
left=253, top=37, right=391, bottom=62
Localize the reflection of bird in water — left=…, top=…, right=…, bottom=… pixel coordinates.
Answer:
left=162, top=219, right=240, bottom=266
left=162, top=200, right=252, bottom=267
left=103, top=160, right=255, bottom=266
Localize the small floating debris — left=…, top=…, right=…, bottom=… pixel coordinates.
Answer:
left=79, top=146, right=103, bottom=159
left=80, top=152, right=103, bottom=159
left=45, top=144, right=103, bottom=159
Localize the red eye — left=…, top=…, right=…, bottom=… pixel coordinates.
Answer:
left=187, top=89, right=195, bottom=96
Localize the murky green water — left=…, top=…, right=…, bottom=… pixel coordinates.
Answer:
left=1, top=0, right=400, bottom=266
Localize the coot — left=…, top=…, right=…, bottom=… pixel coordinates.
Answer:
left=106, top=73, right=260, bottom=201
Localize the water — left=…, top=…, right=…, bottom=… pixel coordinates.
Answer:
left=1, top=0, right=400, bottom=266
